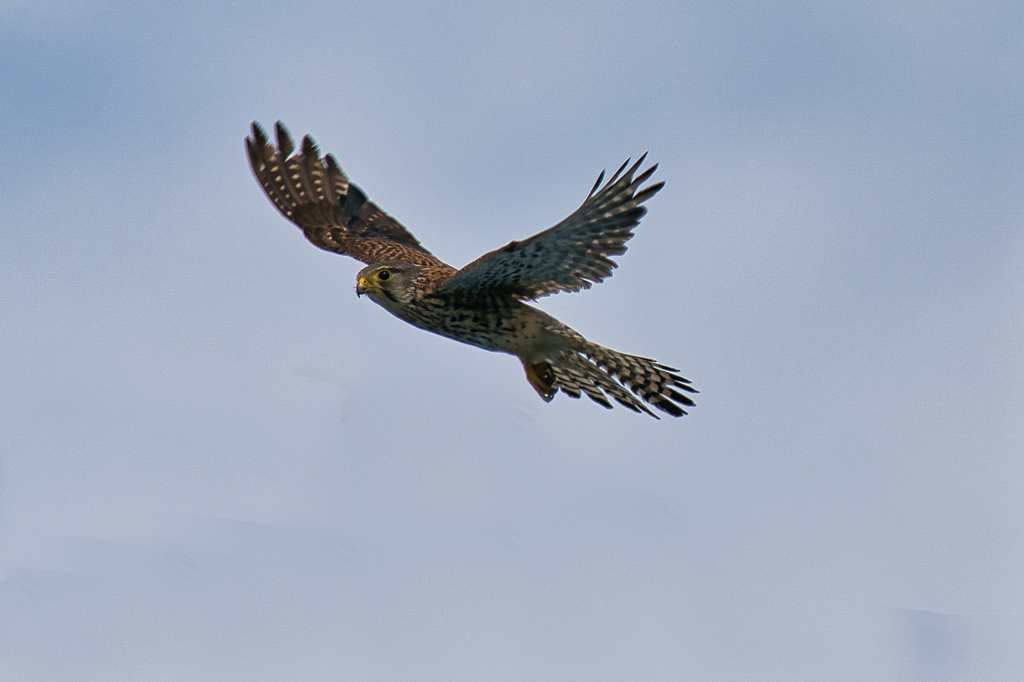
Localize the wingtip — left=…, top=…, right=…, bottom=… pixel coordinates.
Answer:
left=246, top=122, right=271, bottom=171
left=625, top=153, right=651, bottom=179
left=249, top=121, right=268, bottom=146
left=609, top=157, right=631, bottom=184
left=244, top=135, right=261, bottom=170
left=301, top=134, right=320, bottom=159
left=274, top=121, right=294, bottom=158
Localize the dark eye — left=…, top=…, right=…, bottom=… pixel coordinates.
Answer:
left=376, top=270, right=391, bottom=281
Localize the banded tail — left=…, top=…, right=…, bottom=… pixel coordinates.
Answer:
left=524, top=342, right=697, bottom=419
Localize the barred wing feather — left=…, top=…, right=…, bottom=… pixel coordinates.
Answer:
left=438, top=156, right=663, bottom=300
left=246, top=121, right=439, bottom=266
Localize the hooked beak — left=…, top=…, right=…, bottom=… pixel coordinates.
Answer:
left=356, top=276, right=373, bottom=297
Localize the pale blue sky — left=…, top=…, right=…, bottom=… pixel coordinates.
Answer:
left=1, top=1, right=1022, bottom=680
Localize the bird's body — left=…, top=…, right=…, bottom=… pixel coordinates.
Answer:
left=247, top=122, right=697, bottom=417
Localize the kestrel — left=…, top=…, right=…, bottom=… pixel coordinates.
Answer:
left=246, top=122, right=697, bottom=418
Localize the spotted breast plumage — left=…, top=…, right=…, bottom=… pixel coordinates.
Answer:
left=246, top=121, right=698, bottom=418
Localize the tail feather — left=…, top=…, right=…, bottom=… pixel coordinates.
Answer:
left=558, top=363, right=615, bottom=410
left=544, top=343, right=697, bottom=419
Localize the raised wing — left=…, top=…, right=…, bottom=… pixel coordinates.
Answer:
left=437, top=156, right=663, bottom=300
left=246, top=121, right=440, bottom=266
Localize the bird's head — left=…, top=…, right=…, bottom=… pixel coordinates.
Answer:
left=355, top=262, right=421, bottom=308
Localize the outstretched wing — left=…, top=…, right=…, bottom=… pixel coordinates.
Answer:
left=246, top=121, right=441, bottom=266
left=437, top=156, right=663, bottom=300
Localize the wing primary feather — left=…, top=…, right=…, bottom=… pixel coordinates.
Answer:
left=344, top=183, right=368, bottom=220
left=324, top=154, right=351, bottom=202
left=301, top=133, right=319, bottom=158
left=245, top=134, right=262, bottom=173
left=621, top=155, right=650, bottom=188
left=248, top=122, right=295, bottom=217
left=303, top=136, right=335, bottom=204
left=293, top=135, right=323, bottom=203
left=607, top=158, right=631, bottom=185
left=632, top=181, right=665, bottom=205
left=247, top=122, right=271, bottom=177
left=274, top=121, right=294, bottom=158
left=589, top=170, right=605, bottom=197
left=270, top=124, right=309, bottom=206
left=629, top=163, right=659, bottom=190
left=249, top=122, right=269, bottom=156
left=300, top=135, right=324, bottom=202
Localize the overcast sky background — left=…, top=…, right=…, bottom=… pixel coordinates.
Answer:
left=1, top=1, right=1022, bottom=680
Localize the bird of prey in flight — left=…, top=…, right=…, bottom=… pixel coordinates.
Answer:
left=247, top=122, right=697, bottom=417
